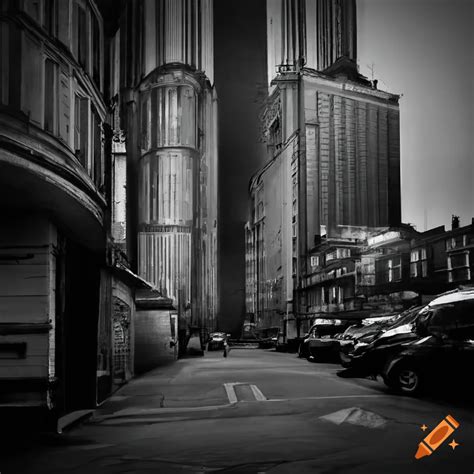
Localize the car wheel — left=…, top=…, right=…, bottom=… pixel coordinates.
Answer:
left=391, top=365, right=423, bottom=395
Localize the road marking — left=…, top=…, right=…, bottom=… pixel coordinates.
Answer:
left=320, top=407, right=389, bottom=429
left=250, top=384, right=267, bottom=401
left=267, top=394, right=386, bottom=401
left=223, top=383, right=239, bottom=404
left=223, top=382, right=267, bottom=403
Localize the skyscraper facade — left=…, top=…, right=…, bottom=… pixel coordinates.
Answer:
left=115, top=0, right=219, bottom=344
left=0, top=0, right=219, bottom=426
left=246, top=0, right=401, bottom=340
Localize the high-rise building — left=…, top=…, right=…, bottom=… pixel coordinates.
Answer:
left=0, top=0, right=219, bottom=427
left=113, top=0, right=219, bottom=351
left=0, top=0, right=159, bottom=426
left=246, top=0, right=401, bottom=341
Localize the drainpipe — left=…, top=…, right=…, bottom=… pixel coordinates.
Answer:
left=296, top=67, right=307, bottom=339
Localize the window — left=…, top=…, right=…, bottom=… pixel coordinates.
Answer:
left=74, top=94, right=88, bottom=167
left=0, top=21, right=8, bottom=105
left=448, top=252, right=470, bottom=283
left=410, top=247, right=427, bottom=278
left=446, top=235, right=466, bottom=250
left=22, top=33, right=42, bottom=123
left=310, top=256, right=319, bottom=268
left=326, top=250, right=337, bottom=262
left=448, top=252, right=468, bottom=269
left=73, top=2, right=87, bottom=68
left=91, top=12, right=100, bottom=86
left=388, top=257, right=402, bottom=282
left=57, top=0, right=70, bottom=46
left=44, top=58, right=58, bottom=133
left=44, top=0, right=57, bottom=36
left=58, top=70, right=70, bottom=143
left=24, top=0, right=42, bottom=23
left=91, top=106, right=102, bottom=188
left=449, top=268, right=471, bottom=283
left=337, top=248, right=351, bottom=259
left=338, top=287, right=344, bottom=304
left=268, top=116, right=282, bottom=154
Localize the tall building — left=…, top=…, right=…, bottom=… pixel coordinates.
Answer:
left=112, top=0, right=219, bottom=350
left=246, top=0, right=401, bottom=341
left=0, top=0, right=219, bottom=427
left=0, top=0, right=155, bottom=426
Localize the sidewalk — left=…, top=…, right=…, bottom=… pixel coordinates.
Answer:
left=93, top=353, right=231, bottom=420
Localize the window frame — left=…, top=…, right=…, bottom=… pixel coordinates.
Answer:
left=44, top=56, right=59, bottom=134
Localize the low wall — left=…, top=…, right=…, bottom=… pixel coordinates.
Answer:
left=134, top=309, right=176, bottom=373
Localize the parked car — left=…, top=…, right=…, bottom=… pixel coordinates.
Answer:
left=207, top=332, right=230, bottom=351
left=339, top=315, right=398, bottom=366
left=299, top=318, right=356, bottom=362
left=257, top=327, right=280, bottom=349
left=382, top=292, right=474, bottom=395
left=339, top=306, right=422, bottom=368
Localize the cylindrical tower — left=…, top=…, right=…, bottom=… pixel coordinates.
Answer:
left=137, top=73, right=200, bottom=307
left=120, top=0, right=218, bottom=333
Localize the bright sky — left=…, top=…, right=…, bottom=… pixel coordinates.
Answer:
left=357, top=0, right=474, bottom=231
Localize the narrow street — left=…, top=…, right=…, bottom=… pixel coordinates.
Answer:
left=2, top=348, right=473, bottom=474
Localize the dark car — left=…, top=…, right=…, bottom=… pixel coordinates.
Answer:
left=339, top=315, right=398, bottom=367
left=207, top=332, right=230, bottom=351
left=340, top=306, right=422, bottom=369
left=382, top=293, right=474, bottom=395
left=298, top=318, right=355, bottom=362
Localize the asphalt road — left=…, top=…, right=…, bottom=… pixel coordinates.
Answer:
left=1, top=348, right=473, bottom=473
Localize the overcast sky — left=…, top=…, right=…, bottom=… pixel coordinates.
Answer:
left=357, top=0, right=474, bottom=231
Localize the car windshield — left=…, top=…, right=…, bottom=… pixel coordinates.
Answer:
left=417, top=299, right=474, bottom=339
left=386, top=306, right=422, bottom=330
left=310, top=322, right=348, bottom=338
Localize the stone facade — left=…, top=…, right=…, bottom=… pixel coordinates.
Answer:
left=246, top=0, right=401, bottom=341
left=114, top=0, right=219, bottom=348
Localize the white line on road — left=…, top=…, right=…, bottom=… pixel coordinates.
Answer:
left=223, top=383, right=238, bottom=404
left=267, top=394, right=387, bottom=401
left=223, top=382, right=267, bottom=403
left=250, top=384, right=267, bottom=401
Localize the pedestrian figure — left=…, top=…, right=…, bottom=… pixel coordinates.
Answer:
left=223, top=339, right=230, bottom=357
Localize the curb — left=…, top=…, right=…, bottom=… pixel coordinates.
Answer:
left=57, top=409, right=96, bottom=434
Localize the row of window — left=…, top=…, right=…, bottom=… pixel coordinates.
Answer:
left=364, top=251, right=470, bottom=284
left=307, top=286, right=347, bottom=307
left=20, top=0, right=102, bottom=90
left=310, top=247, right=352, bottom=268
left=446, top=235, right=469, bottom=250
left=0, top=22, right=104, bottom=189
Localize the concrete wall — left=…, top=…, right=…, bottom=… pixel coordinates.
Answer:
left=134, top=309, right=176, bottom=373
